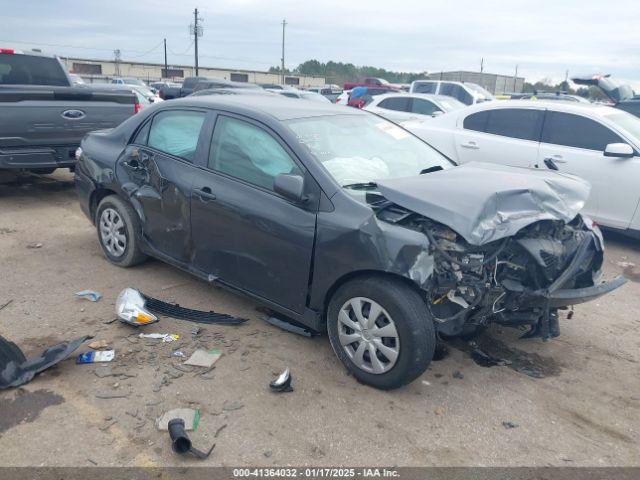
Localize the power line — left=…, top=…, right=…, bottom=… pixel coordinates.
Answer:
left=127, top=39, right=166, bottom=59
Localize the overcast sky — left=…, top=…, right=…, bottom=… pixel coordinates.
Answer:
left=2, top=0, right=639, bottom=85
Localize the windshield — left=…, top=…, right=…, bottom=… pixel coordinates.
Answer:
left=465, top=83, right=495, bottom=100
left=285, top=114, right=452, bottom=187
left=605, top=111, right=640, bottom=142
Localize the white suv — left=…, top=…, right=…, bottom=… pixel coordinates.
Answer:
left=409, top=80, right=494, bottom=105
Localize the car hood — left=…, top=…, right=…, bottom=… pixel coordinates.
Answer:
left=376, top=162, right=591, bottom=246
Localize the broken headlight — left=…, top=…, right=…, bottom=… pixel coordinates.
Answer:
left=115, top=288, right=158, bottom=326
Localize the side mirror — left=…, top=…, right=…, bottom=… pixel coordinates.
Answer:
left=274, top=174, right=306, bottom=203
left=604, top=143, right=634, bottom=158
left=431, top=110, right=444, bottom=117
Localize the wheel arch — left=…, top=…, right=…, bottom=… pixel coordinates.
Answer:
left=321, top=269, right=426, bottom=332
left=90, top=188, right=118, bottom=222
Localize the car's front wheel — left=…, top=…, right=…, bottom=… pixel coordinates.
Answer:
left=327, top=276, right=436, bottom=390
left=96, top=195, right=147, bottom=267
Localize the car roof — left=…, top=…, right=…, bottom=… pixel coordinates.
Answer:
left=165, top=94, right=364, bottom=121
left=469, top=99, right=621, bottom=117
left=373, top=92, right=454, bottom=102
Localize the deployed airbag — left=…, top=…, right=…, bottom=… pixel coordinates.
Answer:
left=376, top=162, right=590, bottom=245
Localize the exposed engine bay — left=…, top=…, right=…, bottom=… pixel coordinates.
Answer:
left=375, top=200, right=624, bottom=340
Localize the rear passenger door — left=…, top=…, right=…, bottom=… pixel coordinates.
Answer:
left=454, top=108, right=544, bottom=167
left=374, top=96, right=412, bottom=122
left=117, top=109, right=206, bottom=264
left=537, top=111, right=637, bottom=227
left=190, top=114, right=318, bottom=314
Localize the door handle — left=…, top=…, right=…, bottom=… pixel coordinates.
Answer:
left=543, top=157, right=560, bottom=171
left=461, top=141, right=479, bottom=149
left=196, top=186, right=217, bottom=201
left=549, top=155, right=567, bottom=163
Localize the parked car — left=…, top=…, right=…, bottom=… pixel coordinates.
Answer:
left=335, top=89, right=351, bottom=105
left=99, top=84, right=159, bottom=110
left=305, top=86, right=343, bottom=103
left=344, top=77, right=394, bottom=90
left=364, top=93, right=465, bottom=123
left=0, top=48, right=138, bottom=174
left=268, top=88, right=332, bottom=103
left=75, top=95, right=623, bottom=389
left=404, top=100, right=640, bottom=236
left=150, top=80, right=181, bottom=92
left=572, top=74, right=640, bottom=117
left=191, top=87, right=275, bottom=98
left=69, top=73, right=85, bottom=85
left=514, top=92, right=590, bottom=103
left=410, top=80, right=494, bottom=105
left=347, top=86, right=397, bottom=108
left=159, top=76, right=207, bottom=99
left=192, top=79, right=261, bottom=94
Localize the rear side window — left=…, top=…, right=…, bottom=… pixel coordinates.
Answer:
left=411, top=98, right=440, bottom=115
left=463, top=111, right=490, bottom=132
left=485, top=109, right=544, bottom=141
left=209, top=116, right=302, bottom=191
left=0, top=53, right=68, bottom=86
left=378, top=97, right=411, bottom=112
left=147, top=110, right=206, bottom=161
left=412, top=82, right=437, bottom=94
left=541, top=111, right=623, bottom=151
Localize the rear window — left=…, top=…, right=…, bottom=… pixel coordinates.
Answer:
left=464, top=108, right=543, bottom=141
left=378, top=96, right=411, bottom=112
left=0, top=53, right=68, bottom=86
left=147, top=110, right=206, bottom=161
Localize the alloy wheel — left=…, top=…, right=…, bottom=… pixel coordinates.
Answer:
left=99, top=208, right=127, bottom=257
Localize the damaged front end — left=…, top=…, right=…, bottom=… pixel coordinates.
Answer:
left=377, top=202, right=625, bottom=339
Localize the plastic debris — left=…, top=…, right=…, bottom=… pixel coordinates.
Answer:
left=76, top=350, right=115, bottom=364
left=143, top=292, right=246, bottom=325
left=502, top=421, right=519, bottom=429
left=0, top=334, right=91, bottom=389
left=88, top=340, right=109, bottom=350
left=139, top=333, right=179, bottom=343
left=269, top=367, right=293, bottom=393
left=184, top=349, right=221, bottom=368
left=264, top=315, right=313, bottom=337
left=168, top=418, right=215, bottom=459
left=172, top=350, right=186, bottom=358
left=115, top=288, right=158, bottom=326
left=26, top=242, right=43, bottom=249
left=75, top=290, right=102, bottom=302
left=157, top=408, right=200, bottom=431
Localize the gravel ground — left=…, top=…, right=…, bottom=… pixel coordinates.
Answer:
left=0, top=171, right=638, bottom=467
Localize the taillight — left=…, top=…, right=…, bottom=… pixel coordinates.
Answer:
left=134, top=102, right=141, bottom=114
left=0, top=48, right=15, bottom=54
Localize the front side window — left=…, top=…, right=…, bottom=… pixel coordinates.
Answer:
left=209, top=116, right=302, bottom=191
left=147, top=110, right=206, bottom=161
left=378, top=97, right=411, bottom=112
left=411, top=98, right=440, bottom=115
left=541, top=111, right=623, bottom=151
left=484, top=109, right=544, bottom=141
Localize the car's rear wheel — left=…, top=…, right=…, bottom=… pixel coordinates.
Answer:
left=96, top=195, right=147, bottom=267
left=327, top=276, right=436, bottom=390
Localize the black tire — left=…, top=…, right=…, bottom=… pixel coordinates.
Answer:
left=327, top=275, right=436, bottom=390
left=95, top=195, right=147, bottom=267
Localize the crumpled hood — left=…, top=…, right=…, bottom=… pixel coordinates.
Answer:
left=376, top=162, right=591, bottom=246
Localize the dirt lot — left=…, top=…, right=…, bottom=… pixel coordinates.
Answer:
left=0, top=171, right=638, bottom=467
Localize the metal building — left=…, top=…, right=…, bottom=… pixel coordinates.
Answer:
left=427, top=71, right=525, bottom=94
left=59, top=56, right=326, bottom=87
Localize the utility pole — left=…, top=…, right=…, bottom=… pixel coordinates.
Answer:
left=190, top=8, right=203, bottom=76
left=113, top=49, right=121, bottom=76
left=513, top=64, right=519, bottom=92
left=480, top=58, right=484, bottom=73
left=163, top=38, right=168, bottom=78
left=281, top=19, right=287, bottom=84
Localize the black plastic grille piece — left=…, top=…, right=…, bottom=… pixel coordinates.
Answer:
left=142, top=294, right=247, bottom=325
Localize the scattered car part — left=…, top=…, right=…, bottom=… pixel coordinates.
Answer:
left=142, top=293, right=246, bottom=325
left=269, top=367, right=293, bottom=392
left=116, top=288, right=158, bottom=326
left=167, top=418, right=215, bottom=459
left=88, top=340, right=108, bottom=350
left=0, top=334, right=91, bottom=389
left=184, top=349, right=222, bottom=368
left=76, top=350, right=115, bottom=364
left=157, top=408, right=200, bottom=431
left=139, top=333, right=179, bottom=343
left=264, top=315, right=313, bottom=337
left=75, top=290, right=102, bottom=302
